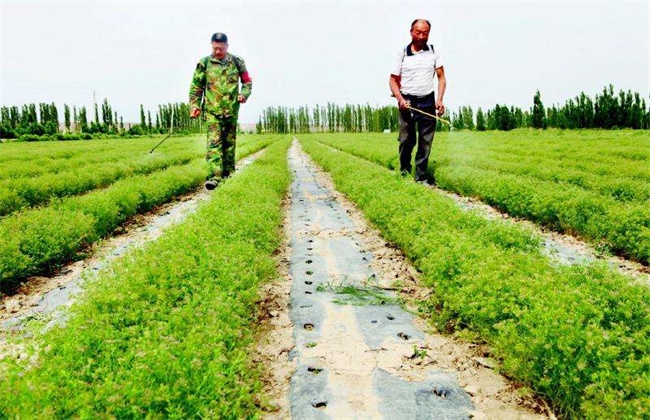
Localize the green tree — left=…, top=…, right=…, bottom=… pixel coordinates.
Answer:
left=461, top=106, right=475, bottom=130
left=256, top=116, right=263, bottom=134
left=140, top=104, right=146, bottom=129
left=94, top=103, right=100, bottom=126
left=101, top=98, right=112, bottom=132
left=78, top=106, right=89, bottom=133
left=72, top=106, right=78, bottom=132
left=64, top=104, right=71, bottom=132
left=452, top=107, right=465, bottom=130
left=476, top=107, right=486, bottom=131
left=532, top=90, right=547, bottom=129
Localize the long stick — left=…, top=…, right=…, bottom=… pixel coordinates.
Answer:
left=408, top=106, right=451, bottom=125
left=150, top=110, right=177, bottom=154
left=149, top=130, right=175, bottom=154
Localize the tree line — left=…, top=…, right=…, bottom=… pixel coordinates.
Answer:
left=256, top=103, right=401, bottom=134
left=0, top=100, right=204, bottom=140
left=2, top=84, right=648, bottom=140
left=257, top=85, right=649, bottom=134
left=452, top=86, right=650, bottom=131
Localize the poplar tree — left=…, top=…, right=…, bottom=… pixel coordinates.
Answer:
left=64, top=104, right=71, bottom=132
left=140, top=104, right=146, bottom=129
left=476, top=108, right=486, bottom=131
left=94, top=103, right=100, bottom=126
left=462, top=106, right=475, bottom=130
left=78, top=107, right=89, bottom=133
left=73, top=106, right=78, bottom=132
left=532, top=90, right=547, bottom=129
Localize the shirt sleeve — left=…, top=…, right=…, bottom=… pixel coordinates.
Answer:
left=434, top=48, right=444, bottom=69
left=390, top=49, right=404, bottom=76
left=236, top=57, right=253, bottom=99
left=189, top=60, right=206, bottom=110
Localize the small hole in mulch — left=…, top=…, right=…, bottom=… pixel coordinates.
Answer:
left=432, top=386, right=450, bottom=397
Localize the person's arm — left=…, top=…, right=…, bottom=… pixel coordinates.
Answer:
left=390, top=49, right=410, bottom=109
left=189, top=60, right=206, bottom=118
left=389, top=75, right=409, bottom=109
left=435, top=66, right=446, bottom=116
left=237, top=57, right=253, bottom=104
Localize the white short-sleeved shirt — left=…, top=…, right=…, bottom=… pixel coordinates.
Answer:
left=391, top=44, right=443, bottom=97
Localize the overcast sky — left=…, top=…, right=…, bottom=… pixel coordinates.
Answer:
left=1, top=1, right=648, bottom=124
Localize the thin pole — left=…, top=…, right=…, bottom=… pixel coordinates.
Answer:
left=407, top=105, right=451, bottom=125
left=149, top=107, right=177, bottom=154
left=149, top=130, right=175, bottom=154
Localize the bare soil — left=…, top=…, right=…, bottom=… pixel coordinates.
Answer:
left=255, top=143, right=554, bottom=419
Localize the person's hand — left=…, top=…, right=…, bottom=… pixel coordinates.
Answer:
left=398, top=98, right=410, bottom=110
left=238, top=95, right=247, bottom=104
left=190, top=108, right=201, bottom=119
left=436, top=100, right=445, bottom=116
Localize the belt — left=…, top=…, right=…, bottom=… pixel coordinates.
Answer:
left=402, top=91, right=435, bottom=99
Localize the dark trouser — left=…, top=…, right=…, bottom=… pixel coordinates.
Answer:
left=398, top=92, right=437, bottom=181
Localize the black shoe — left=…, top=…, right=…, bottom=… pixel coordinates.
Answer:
left=205, top=180, right=219, bottom=190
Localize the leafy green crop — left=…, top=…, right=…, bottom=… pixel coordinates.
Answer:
left=311, top=130, right=650, bottom=265
left=301, top=136, right=650, bottom=417
left=0, top=136, right=291, bottom=417
left=0, top=135, right=280, bottom=289
left=0, top=134, right=281, bottom=216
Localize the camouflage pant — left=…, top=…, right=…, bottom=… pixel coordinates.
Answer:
left=206, top=114, right=237, bottom=179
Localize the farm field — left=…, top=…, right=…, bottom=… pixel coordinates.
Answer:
left=300, top=135, right=649, bottom=417
left=0, top=142, right=199, bottom=216
left=0, top=134, right=281, bottom=290
left=0, top=138, right=293, bottom=417
left=0, top=131, right=649, bottom=418
left=311, top=129, right=650, bottom=265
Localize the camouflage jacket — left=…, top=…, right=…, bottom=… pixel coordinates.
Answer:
left=189, top=53, right=252, bottom=118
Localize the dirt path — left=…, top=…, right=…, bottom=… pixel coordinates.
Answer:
left=257, top=141, right=550, bottom=419
left=0, top=151, right=265, bottom=336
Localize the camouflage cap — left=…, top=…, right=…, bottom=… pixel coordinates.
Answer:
left=211, top=32, right=228, bottom=43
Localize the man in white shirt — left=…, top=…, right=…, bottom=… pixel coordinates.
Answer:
left=389, top=19, right=446, bottom=183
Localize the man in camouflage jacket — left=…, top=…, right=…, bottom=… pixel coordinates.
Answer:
left=189, top=32, right=253, bottom=190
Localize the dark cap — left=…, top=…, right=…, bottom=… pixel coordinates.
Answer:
left=211, top=32, right=228, bottom=43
